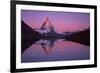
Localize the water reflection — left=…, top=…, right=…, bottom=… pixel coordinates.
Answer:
left=35, top=39, right=56, bottom=55
left=21, top=39, right=90, bottom=63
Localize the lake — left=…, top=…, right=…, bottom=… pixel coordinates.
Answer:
left=21, top=39, right=90, bottom=63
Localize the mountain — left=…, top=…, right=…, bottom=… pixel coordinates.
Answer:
left=65, top=29, right=90, bottom=46
left=21, top=20, right=42, bottom=53
left=34, top=17, right=66, bottom=38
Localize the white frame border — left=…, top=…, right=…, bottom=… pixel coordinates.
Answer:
left=16, top=4, right=95, bottom=69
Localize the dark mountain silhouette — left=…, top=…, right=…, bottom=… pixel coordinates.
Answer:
left=21, top=20, right=42, bottom=53
left=65, top=29, right=90, bottom=46
left=21, top=17, right=90, bottom=54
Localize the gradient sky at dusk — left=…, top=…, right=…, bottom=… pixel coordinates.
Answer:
left=21, top=10, right=90, bottom=32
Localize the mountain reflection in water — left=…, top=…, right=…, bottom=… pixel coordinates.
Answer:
left=21, top=39, right=90, bottom=63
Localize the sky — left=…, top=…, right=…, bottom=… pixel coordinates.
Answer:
left=21, top=10, right=90, bottom=32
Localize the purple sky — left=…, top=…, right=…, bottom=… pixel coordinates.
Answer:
left=21, top=10, right=90, bottom=32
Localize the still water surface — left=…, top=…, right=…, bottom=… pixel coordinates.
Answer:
left=21, top=39, right=90, bottom=63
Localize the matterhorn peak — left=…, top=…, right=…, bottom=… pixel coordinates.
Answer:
left=35, top=17, right=57, bottom=35
left=41, top=17, right=52, bottom=29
